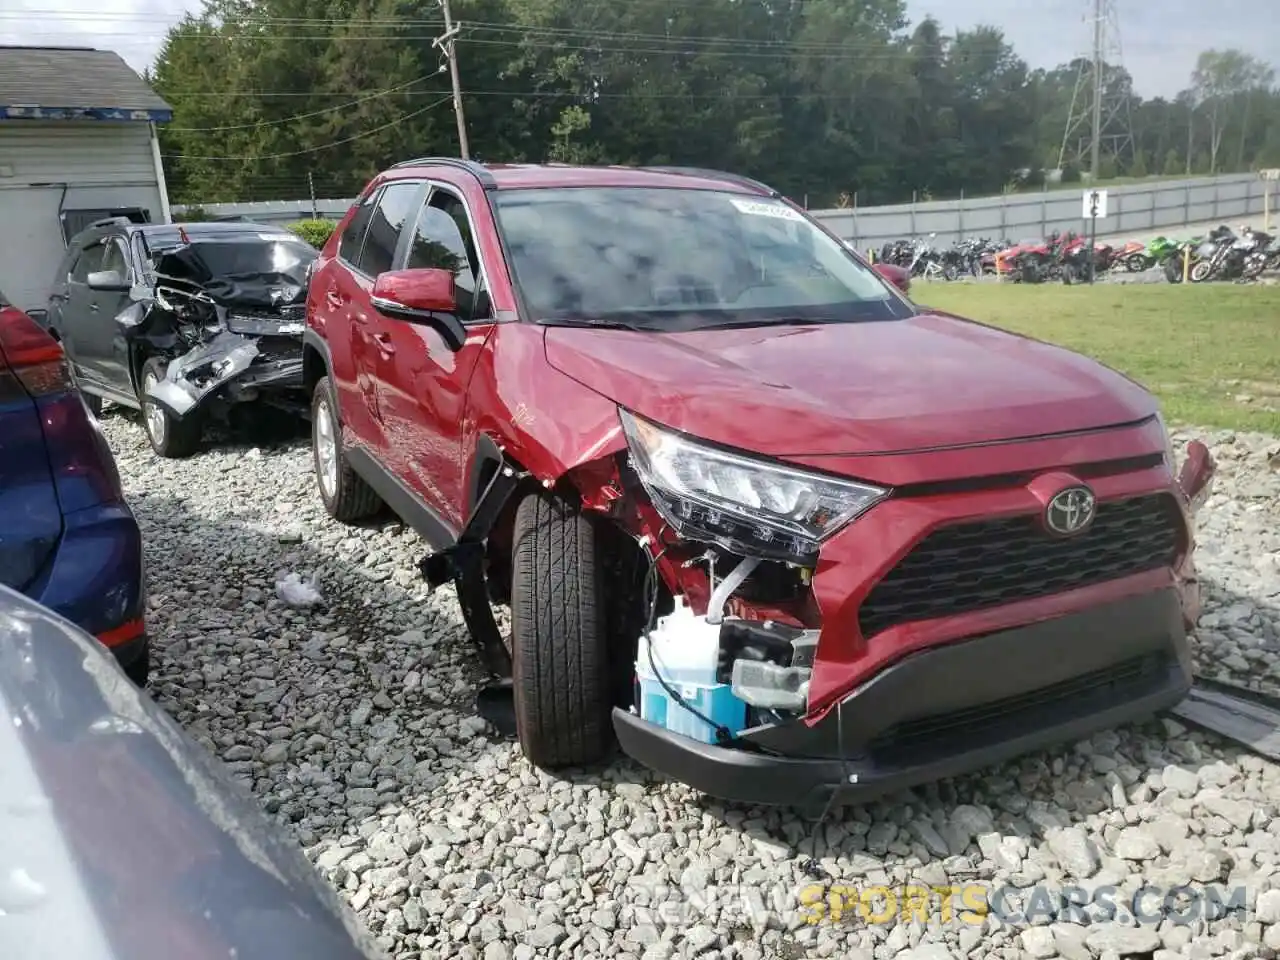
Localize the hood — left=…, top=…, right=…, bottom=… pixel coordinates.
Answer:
left=153, top=239, right=316, bottom=310
left=542, top=312, right=1157, bottom=457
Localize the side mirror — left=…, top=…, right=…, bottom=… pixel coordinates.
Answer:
left=86, top=270, right=129, bottom=292
left=370, top=269, right=466, bottom=351
left=873, top=262, right=911, bottom=295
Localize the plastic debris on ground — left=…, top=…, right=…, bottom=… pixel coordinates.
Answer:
left=275, top=571, right=323, bottom=609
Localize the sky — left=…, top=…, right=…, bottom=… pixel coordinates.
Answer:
left=6, top=0, right=1279, bottom=100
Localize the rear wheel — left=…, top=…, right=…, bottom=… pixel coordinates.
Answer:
left=1190, top=261, right=1213, bottom=283
left=311, top=376, right=381, bottom=523
left=139, top=358, right=203, bottom=458
left=510, top=490, right=612, bottom=770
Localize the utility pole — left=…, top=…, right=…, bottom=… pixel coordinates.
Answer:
left=435, top=0, right=470, bottom=159
left=1089, top=0, right=1103, bottom=178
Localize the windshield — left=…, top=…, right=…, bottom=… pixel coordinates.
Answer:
left=138, top=230, right=315, bottom=283
left=492, top=187, right=913, bottom=329
left=152, top=239, right=317, bottom=308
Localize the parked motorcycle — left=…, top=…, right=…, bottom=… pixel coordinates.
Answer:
left=1060, top=235, right=1116, bottom=284
left=1188, top=225, right=1265, bottom=283
left=1113, top=240, right=1152, bottom=272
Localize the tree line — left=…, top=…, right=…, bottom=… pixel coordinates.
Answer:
left=150, top=0, right=1280, bottom=208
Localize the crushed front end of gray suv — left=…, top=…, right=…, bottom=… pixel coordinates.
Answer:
left=128, top=234, right=315, bottom=420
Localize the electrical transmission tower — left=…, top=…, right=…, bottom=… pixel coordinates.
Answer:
left=1057, top=0, right=1135, bottom=176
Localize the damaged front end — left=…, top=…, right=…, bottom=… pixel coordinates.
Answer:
left=612, top=409, right=881, bottom=727
left=136, top=238, right=314, bottom=420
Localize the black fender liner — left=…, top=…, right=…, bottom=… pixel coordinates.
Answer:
left=420, top=435, right=528, bottom=679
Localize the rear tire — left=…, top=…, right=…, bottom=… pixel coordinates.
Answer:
left=139, top=358, right=203, bottom=458
left=311, top=376, right=381, bottom=523
left=510, top=491, right=612, bottom=770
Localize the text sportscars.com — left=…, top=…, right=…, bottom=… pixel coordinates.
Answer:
left=608, top=879, right=1249, bottom=928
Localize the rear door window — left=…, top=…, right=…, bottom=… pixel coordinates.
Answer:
left=338, top=193, right=378, bottom=269
left=355, top=182, right=421, bottom=277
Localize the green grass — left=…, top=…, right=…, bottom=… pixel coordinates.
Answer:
left=913, top=282, right=1280, bottom=434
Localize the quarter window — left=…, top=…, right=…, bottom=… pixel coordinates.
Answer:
left=406, top=187, right=488, bottom=321
left=357, top=182, right=421, bottom=277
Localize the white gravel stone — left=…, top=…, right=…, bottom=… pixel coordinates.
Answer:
left=96, top=412, right=1280, bottom=959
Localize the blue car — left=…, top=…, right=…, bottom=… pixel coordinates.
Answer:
left=0, top=286, right=148, bottom=684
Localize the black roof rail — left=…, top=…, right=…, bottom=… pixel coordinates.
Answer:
left=639, top=166, right=780, bottom=197
left=388, top=156, right=497, bottom=188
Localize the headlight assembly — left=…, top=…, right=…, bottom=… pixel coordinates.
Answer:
left=619, top=409, right=888, bottom=562
left=1156, top=411, right=1177, bottom=471
left=225, top=311, right=305, bottom=337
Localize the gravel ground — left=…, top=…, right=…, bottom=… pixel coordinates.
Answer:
left=100, top=412, right=1280, bottom=960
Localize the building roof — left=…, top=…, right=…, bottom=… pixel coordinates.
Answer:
left=0, top=46, right=172, bottom=122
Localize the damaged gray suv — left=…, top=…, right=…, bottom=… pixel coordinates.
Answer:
left=44, top=218, right=317, bottom=457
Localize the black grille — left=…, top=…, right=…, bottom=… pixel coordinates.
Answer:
left=867, top=653, right=1168, bottom=760
left=858, top=493, right=1182, bottom=637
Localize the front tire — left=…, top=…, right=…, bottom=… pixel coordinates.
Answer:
left=510, top=491, right=612, bottom=770
left=311, top=376, right=381, bottom=523
left=139, top=358, right=203, bottom=458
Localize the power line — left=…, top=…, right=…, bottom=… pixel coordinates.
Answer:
left=163, top=94, right=453, bottom=161
left=7, top=13, right=1225, bottom=53
left=165, top=74, right=441, bottom=132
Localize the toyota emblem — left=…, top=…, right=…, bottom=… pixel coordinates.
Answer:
left=1045, top=485, right=1096, bottom=536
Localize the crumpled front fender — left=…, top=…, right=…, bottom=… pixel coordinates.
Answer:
left=146, top=331, right=260, bottom=419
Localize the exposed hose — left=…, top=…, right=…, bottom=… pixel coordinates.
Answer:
left=705, top=555, right=761, bottom=626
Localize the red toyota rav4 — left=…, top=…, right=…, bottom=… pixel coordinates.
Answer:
left=304, top=159, right=1216, bottom=809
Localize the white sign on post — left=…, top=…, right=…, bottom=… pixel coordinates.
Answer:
left=1261, top=169, right=1280, bottom=181
left=1082, top=189, right=1108, bottom=219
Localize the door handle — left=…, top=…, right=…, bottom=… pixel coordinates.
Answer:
left=351, top=311, right=369, bottom=325
left=373, top=332, right=395, bottom=355
left=326, top=289, right=343, bottom=309
left=88, top=303, right=99, bottom=312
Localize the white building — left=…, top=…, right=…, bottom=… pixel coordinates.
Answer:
left=0, top=46, right=172, bottom=310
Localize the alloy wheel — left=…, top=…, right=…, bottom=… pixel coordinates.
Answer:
left=141, top=371, right=167, bottom=448
left=314, top=396, right=339, bottom=501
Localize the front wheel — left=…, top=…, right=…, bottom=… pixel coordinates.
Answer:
left=510, top=491, right=612, bottom=770
left=139, top=358, right=203, bottom=458
left=1190, top=261, right=1214, bottom=283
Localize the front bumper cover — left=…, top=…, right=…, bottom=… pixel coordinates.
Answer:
left=614, top=587, right=1190, bottom=809
left=147, top=332, right=303, bottom=419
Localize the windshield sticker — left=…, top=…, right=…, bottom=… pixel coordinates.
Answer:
left=730, top=198, right=804, bottom=221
